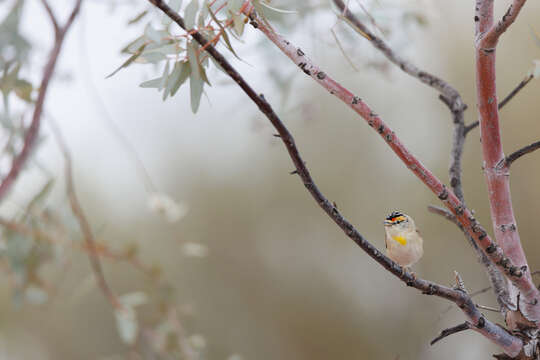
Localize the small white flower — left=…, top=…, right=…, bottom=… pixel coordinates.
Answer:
left=181, top=242, right=208, bottom=258
left=147, top=192, right=189, bottom=222
left=187, top=334, right=206, bottom=349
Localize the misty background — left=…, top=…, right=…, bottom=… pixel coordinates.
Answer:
left=1, top=0, right=540, bottom=359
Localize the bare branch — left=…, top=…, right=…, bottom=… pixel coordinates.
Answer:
left=0, top=0, right=83, bottom=202
left=430, top=322, right=471, bottom=346
left=475, top=0, right=539, bottom=322
left=333, top=0, right=470, bottom=206
left=505, top=140, right=540, bottom=167
left=428, top=205, right=511, bottom=312
left=333, top=0, right=463, bottom=110
left=480, top=0, right=529, bottom=48
left=465, top=74, right=534, bottom=134
left=48, top=118, right=120, bottom=309
left=39, top=0, right=60, bottom=34
left=147, top=0, right=523, bottom=355
left=246, top=7, right=531, bottom=303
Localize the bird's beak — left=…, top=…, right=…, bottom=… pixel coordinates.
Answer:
left=383, top=220, right=393, bottom=226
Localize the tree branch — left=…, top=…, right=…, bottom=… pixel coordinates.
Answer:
left=430, top=321, right=471, bottom=346
left=427, top=205, right=511, bottom=311
left=246, top=6, right=530, bottom=302
left=332, top=0, right=469, bottom=207
left=0, top=0, right=83, bottom=203
left=505, top=140, right=540, bottom=167
left=475, top=0, right=540, bottom=322
left=480, top=0, right=529, bottom=49
left=48, top=118, right=120, bottom=309
left=39, top=0, right=60, bottom=35
left=465, top=74, right=534, bottom=134
left=146, top=0, right=523, bottom=355
left=335, top=0, right=509, bottom=312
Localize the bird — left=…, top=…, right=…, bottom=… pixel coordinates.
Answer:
left=384, top=211, right=424, bottom=271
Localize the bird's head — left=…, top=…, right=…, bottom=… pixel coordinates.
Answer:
left=384, top=211, right=414, bottom=230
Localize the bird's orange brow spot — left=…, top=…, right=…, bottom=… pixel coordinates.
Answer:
left=391, top=216, right=406, bottom=222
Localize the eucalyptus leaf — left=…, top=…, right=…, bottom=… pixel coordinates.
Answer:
left=169, top=61, right=191, bottom=96
left=159, top=61, right=170, bottom=91
left=139, top=77, right=163, bottom=88
left=138, top=51, right=167, bottom=64
left=228, top=0, right=243, bottom=13
left=184, top=0, right=199, bottom=29
left=144, top=23, right=162, bottom=43
left=128, top=10, right=148, bottom=25
left=107, top=44, right=147, bottom=78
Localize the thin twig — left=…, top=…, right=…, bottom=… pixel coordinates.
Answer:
left=147, top=0, right=523, bottom=355
left=0, top=0, right=83, bottom=202
left=247, top=6, right=528, bottom=302
left=465, top=74, right=534, bottom=134
left=331, top=3, right=513, bottom=309
left=48, top=118, right=120, bottom=309
left=39, top=0, right=60, bottom=34
left=430, top=322, right=471, bottom=346
left=428, top=205, right=512, bottom=311
left=476, top=304, right=500, bottom=312
left=504, top=140, right=540, bottom=167
left=480, top=0, right=529, bottom=48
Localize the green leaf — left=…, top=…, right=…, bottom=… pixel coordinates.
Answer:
left=187, top=42, right=203, bottom=113
left=128, top=10, right=148, bottom=25
left=159, top=61, right=170, bottom=91
left=228, top=0, right=243, bottom=13
left=198, top=1, right=209, bottom=28
left=232, top=12, right=245, bottom=37
left=139, top=51, right=167, bottom=64
left=207, top=6, right=241, bottom=60
left=169, top=61, right=191, bottom=96
left=122, top=36, right=146, bottom=54
left=144, top=23, right=162, bottom=43
left=107, top=43, right=147, bottom=78
left=139, top=77, right=163, bottom=88
left=184, top=0, right=199, bottom=29
left=14, top=78, right=32, bottom=102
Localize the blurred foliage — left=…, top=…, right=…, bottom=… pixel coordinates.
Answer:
left=1, top=0, right=539, bottom=359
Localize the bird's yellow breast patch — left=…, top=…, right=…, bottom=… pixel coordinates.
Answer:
left=392, top=235, right=407, bottom=246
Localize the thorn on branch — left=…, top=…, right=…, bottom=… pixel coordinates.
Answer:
left=430, top=322, right=471, bottom=345
left=454, top=271, right=467, bottom=293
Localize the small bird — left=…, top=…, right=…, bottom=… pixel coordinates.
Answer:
left=384, top=211, right=424, bottom=270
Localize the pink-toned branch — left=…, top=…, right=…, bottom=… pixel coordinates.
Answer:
left=147, top=0, right=524, bottom=355
left=49, top=118, right=120, bottom=309
left=480, top=0, right=529, bottom=48
left=246, top=7, right=530, bottom=292
left=0, top=0, right=83, bottom=202
left=474, top=0, right=539, bottom=324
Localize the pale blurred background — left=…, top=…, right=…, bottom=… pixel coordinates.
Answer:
left=1, top=0, right=540, bottom=359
